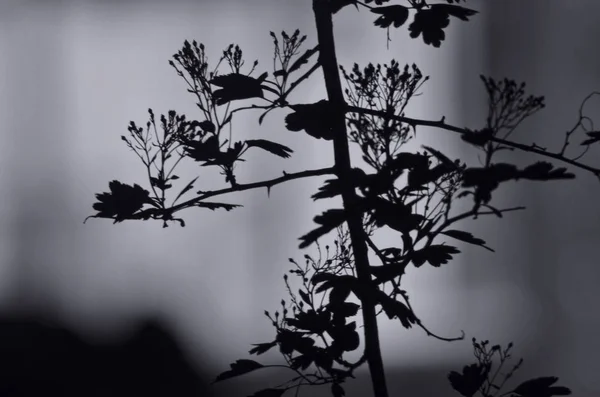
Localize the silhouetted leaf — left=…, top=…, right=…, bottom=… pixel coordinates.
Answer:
left=182, top=135, right=221, bottom=162
left=213, top=359, right=264, bottom=383
left=371, top=5, right=410, bottom=28
left=174, top=176, right=198, bottom=203
left=285, top=310, right=330, bottom=334
left=290, top=354, right=313, bottom=370
left=91, top=180, right=153, bottom=223
left=328, top=285, right=352, bottom=306
left=298, top=289, right=311, bottom=305
left=365, top=0, right=391, bottom=4
left=580, top=130, right=600, bottom=145
left=376, top=291, right=417, bottom=328
left=461, top=128, right=493, bottom=147
left=311, top=272, right=341, bottom=286
left=288, top=46, right=319, bottom=74
left=258, top=107, right=276, bottom=125
left=195, top=202, right=241, bottom=211
left=245, top=139, right=293, bottom=158
left=461, top=163, right=519, bottom=205
left=299, top=209, right=347, bottom=249
left=285, top=100, right=335, bottom=140
left=210, top=73, right=265, bottom=105
left=434, top=4, right=478, bottom=21
left=312, top=178, right=342, bottom=201
left=248, top=388, right=287, bottom=397
left=332, top=383, right=346, bottom=397
left=277, top=330, right=315, bottom=355
left=408, top=4, right=477, bottom=47
left=370, top=263, right=406, bottom=284
left=199, top=120, right=216, bottom=133
left=312, top=168, right=367, bottom=201
left=406, top=153, right=437, bottom=188
left=249, top=341, right=277, bottom=356
left=447, top=363, right=489, bottom=397
left=315, top=281, right=335, bottom=294
left=329, top=322, right=360, bottom=352
left=411, top=245, right=460, bottom=268
left=314, top=349, right=334, bottom=371
left=330, top=302, right=360, bottom=319
left=513, top=376, right=571, bottom=397
left=519, top=162, right=575, bottom=181
left=380, top=247, right=403, bottom=262
left=441, top=229, right=494, bottom=252
left=369, top=197, right=424, bottom=234
left=423, top=145, right=460, bottom=169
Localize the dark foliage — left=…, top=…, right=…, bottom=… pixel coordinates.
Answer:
left=86, top=2, right=600, bottom=397
left=448, top=339, right=571, bottom=397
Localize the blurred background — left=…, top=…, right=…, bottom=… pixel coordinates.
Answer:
left=0, top=0, right=598, bottom=396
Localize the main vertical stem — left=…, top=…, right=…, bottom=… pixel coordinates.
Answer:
left=311, top=1, right=389, bottom=396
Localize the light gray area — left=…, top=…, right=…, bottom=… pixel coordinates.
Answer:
left=0, top=0, right=598, bottom=396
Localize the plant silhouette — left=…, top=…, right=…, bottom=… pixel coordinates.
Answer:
left=85, top=1, right=600, bottom=396
left=0, top=313, right=209, bottom=396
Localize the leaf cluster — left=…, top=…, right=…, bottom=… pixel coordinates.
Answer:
left=341, top=60, right=427, bottom=168
left=448, top=338, right=571, bottom=397
left=368, top=1, right=478, bottom=48
left=213, top=234, right=363, bottom=397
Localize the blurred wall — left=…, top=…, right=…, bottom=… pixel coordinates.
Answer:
left=0, top=0, right=597, bottom=396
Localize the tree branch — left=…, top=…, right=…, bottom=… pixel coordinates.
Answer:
left=134, top=166, right=335, bottom=221
left=346, top=105, right=600, bottom=179
left=312, top=2, right=389, bottom=396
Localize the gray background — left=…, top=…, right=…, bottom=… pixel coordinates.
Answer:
left=0, top=0, right=598, bottom=396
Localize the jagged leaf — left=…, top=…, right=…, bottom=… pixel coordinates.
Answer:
left=519, top=162, right=575, bottom=181
left=276, top=330, right=315, bottom=355
left=285, top=310, right=330, bottom=334
left=249, top=341, right=277, bottom=356
left=513, top=376, right=571, bottom=397
left=408, top=4, right=477, bottom=48
left=199, top=120, right=216, bottom=133
left=288, top=46, right=319, bottom=74
left=90, top=180, right=153, bottom=223
left=447, top=363, right=490, bottom=397
left=195, top=202, right=241, bottom=211
left=245, top=139, right=293, bottom=158
left=181, top=135, right=221, bottom=162
left=285, top=100, right=335, bottom=140
left=461, top=128, right=494, bottom=147
left=210, top=73, right=265, bottom=105
left=312, top=168, right=367, bottom=201
left=580, top=130, right=600, bottom=145
left=411, top=245, right=460, bottom=268
left=376, top=291, right=417, bottom=328
left=173, top=176, right=198, bottom=204
left=328, top=322, right=360, bottom=352
left=298, top=289, right=311, bottom=305
left=369, top=197, right=424, bottom=234
left=299, top=209, right=347, bottom=249
left=213, top=359, right=264, bottom=383
left=290, top=354, right=313, bottom=370
left=441, top=229, right=494, bottom=252
left=371, top=5, right=410, bottom=28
